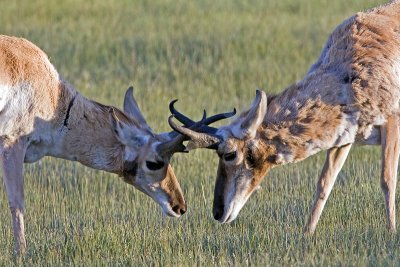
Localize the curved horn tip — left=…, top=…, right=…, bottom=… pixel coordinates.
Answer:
left=169, top=99, right=179, bottom=112
left=223, top=108, right=236, bottom=118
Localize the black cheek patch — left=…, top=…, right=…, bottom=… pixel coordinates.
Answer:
left=123, top=160, right=138, bottom=177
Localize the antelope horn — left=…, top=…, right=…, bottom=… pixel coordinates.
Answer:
left=164, top=109, right=207, bottom=140
left=169, top=100, right=236, bottom=127
left=202, top=108, right=237, bottom=125
left=156, top=112, right=207, bottom=156
left=169, top=99, right=195, bottom=126
left=156, top=133, right=187, bottom=156
left=168, top=115, right=221, bottom=150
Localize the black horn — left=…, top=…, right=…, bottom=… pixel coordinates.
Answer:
left=169, top=100, right=236, bottom=127
left=168, top=115, right=222, bottom=150
left=156, top=111, right=208, bottom=156
left=169, top=100, right=196, bottom=126
left=163, top=100, right=237, bottom=151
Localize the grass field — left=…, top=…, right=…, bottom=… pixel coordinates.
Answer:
left=1, top=0, right=398, bottom=265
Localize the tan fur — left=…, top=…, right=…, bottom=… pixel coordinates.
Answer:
left=206, top=1, right=400, bottom=229
left=380, top=114, right=400, bottom=231
left=303, top=143, right=352, bottom=234
left=0, top=35, right=186, bottom=253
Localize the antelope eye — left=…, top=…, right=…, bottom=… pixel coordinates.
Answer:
left=224, top=151, right=237, bottom=161
left=145, top=161, right=165, bottom=170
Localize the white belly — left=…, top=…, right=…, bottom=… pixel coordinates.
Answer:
left=355, top=124, right=381, bottom=145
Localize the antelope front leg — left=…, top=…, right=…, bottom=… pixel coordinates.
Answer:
left=304, top=143, right=352, bottom=235
left=1, top=138, right=27, bottom=254
left=380, top=115, right=400, bottom=232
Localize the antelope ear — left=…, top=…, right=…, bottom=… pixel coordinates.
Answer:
left=110, top=108, right=148, bottom=149
left=123, top=86, right=153, bottom=132
left=232, top=89, right=267, bottom=139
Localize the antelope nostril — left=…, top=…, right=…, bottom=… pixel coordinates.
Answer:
left=213, top=211, right=222, bottom=220
left=180, top=206, right=187, bottom=215
left=172, top=203, right=187, bottom=215
left=213, top=204, right=224, bottom=220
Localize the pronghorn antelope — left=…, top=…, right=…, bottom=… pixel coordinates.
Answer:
left=0, top=35, right=234, bottom=253
left=169, top=1, right=400, bottom=233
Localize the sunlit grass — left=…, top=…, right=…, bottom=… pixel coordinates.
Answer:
left=0, top=0, right=396, bottom=265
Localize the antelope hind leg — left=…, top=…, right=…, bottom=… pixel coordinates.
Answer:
left=380, top=115, right=400, bottom=232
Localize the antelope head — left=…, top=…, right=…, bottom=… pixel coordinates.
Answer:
left=169, top=90, right=277, bottom=223
left=111, top=87, right=190, bottom=217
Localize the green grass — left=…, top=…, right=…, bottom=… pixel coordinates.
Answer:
left=0, top=0, right=397, bottom=265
